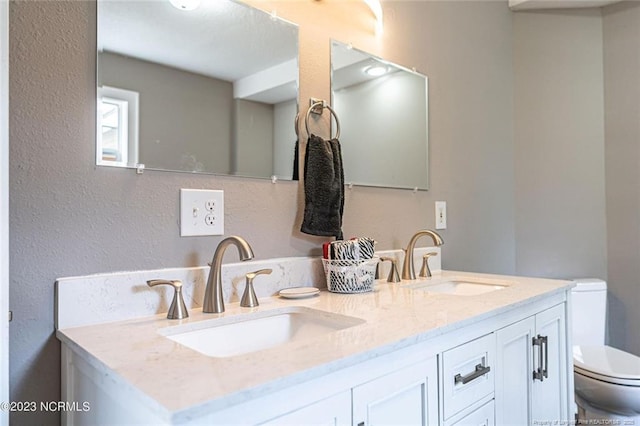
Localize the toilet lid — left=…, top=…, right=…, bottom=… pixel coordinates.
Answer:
left=574, top=345, right=640, bottom=382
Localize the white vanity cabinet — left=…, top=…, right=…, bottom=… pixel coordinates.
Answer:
left=57, top=270, right=575, bottom=426
left=449, top=400, right=495, bottom=426
left=495, top=303, right=568, bottom=425
left=259, top=357, right=440, bottom=426
left=61, top=337, right=441, bottom=426
left=352, top=357, right=439, bottom=426
left=259, top=392, right=352, bottom=426
left=248, top=354, right=439, bottom=426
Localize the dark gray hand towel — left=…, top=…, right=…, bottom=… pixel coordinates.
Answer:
left=301, top=134, right=344, bottom=239
left=292, top=138, right=299, bottom=181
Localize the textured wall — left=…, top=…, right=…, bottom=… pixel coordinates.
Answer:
left=603, top=1, right=640, bottom=355
left=513, top=9, right=607, bottom=279
left=9, top=1, right=516, bottom=424
left=382, top=0, right=516, bottom=274
left=1, top=0, right=9, bottom=422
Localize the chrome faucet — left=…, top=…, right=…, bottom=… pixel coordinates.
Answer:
left=401, top=229, right=444, bottom=280
left=203, top=236, right=255, bottom=314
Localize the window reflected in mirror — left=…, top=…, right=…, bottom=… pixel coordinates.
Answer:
left=97, top=86, right=139, bottom=167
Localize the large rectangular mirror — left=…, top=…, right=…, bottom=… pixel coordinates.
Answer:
left=331, top=40, right=429, bottom=190
left=97, top=0, right=299, bottom=180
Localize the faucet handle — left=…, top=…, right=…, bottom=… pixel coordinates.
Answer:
left=419, top=252, right=439, bottom=278
left=377, top=257, right=401, bottom=283
left=147, top=279, right=189, bottom=320
left=241, top=269, right=272, bottom=308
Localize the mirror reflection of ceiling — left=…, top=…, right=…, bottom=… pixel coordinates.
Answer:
left=331, top=45, right=396, bottom=91
left=331, top=40, right=430, bottom=191
left=98, top=0, right=297, bottom=103
left=96, top=0, right=299, bottom=180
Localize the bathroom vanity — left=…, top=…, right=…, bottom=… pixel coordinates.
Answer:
left=55, top=257, right=574, bottom=425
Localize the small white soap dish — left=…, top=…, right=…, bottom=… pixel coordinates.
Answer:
left=279, top=287, right=320, bottom=299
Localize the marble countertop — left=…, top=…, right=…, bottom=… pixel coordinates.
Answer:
left=57, top=270, right=573, bottom=422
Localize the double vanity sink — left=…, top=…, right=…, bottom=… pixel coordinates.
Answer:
left=56, top=260, right=574, bottom=425
left=160, top=276, right=512, bottom=359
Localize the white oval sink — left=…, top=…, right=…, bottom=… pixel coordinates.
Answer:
left=406, top=276, right=513, bottom=296
left=158, top=306, right=365, bottom=358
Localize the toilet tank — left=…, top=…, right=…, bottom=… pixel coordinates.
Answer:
left=571, top=279, right=607, bottom=346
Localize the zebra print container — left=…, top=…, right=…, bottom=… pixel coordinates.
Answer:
left=329, top=237, right=376, bottom=261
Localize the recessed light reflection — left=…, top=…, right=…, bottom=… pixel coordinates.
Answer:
left=365, top=65, right=388, bottom=77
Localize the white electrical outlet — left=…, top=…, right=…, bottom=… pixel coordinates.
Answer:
left=435, top=201, right=447, bottom=230
left=180, top=189, right=224, bottom=236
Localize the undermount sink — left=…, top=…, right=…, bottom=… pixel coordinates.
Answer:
left=406, top=276, right=513, bottom=296
left=159, top=306, right=365, bottom=358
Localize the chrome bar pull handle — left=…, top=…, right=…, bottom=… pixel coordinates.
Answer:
left=454, top=364, right=491, bottom=385
left=541, top=335, right=549, bottom=379
left=532, top=335, right=546, bottom=381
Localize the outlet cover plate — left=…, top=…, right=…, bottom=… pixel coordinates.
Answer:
left=435, top=201, right=447, bottom=230
left=180, top=189, right=224, bottom=236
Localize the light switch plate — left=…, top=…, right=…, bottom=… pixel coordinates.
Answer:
left=435, top=201, right=447, bottom=230
left=180, top=189, right=224, bottom=236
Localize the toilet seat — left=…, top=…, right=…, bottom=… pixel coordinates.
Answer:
left=574, top=345, right=640, bottom=386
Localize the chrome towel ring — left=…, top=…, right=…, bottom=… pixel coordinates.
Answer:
left=304, top=100, right=341, bottom=140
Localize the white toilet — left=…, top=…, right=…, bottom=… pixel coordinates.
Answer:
left=572, top=279, right=640, bottom=421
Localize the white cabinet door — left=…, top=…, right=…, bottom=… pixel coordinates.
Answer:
left=495, top=304, right=568, bottom=425
left=532, top=303, right=568, bottom=424
left=352, top=357, right=438, bottom=426
left=449, top=400, right=495, bottom=426
left=259, top=391, right=351, bottom=426
left=495, top=316, right=535, bottom=425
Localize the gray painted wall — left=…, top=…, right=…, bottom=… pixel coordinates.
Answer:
left=10, top=0, right=628, bottom=424
left=272, top=99, right=298, bottom=180
left=100, top=52, right=234, bottom=173
left=602, top=2, right=640, bottom=356
left=1, top=0, right=9, bottom=421
left=385, top=0, right=516, bottom=274
left=233, top=98, right=274, bottom=177
left=513, top=9, right=607, bottom=280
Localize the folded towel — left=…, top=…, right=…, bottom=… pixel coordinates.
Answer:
left=301, top=134, right=344, bottom=239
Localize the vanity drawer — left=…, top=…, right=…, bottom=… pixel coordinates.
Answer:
left=449, top=400, right=495, bottom=426
left=442, top=333, right=495, bottom=419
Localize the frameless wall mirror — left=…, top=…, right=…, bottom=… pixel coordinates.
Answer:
left=97, top=0, right=299, bottom=180
left=331, top=40, right=429, bottom=190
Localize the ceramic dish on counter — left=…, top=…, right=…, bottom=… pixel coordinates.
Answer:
left=278, top=287, right=320, bottom=299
